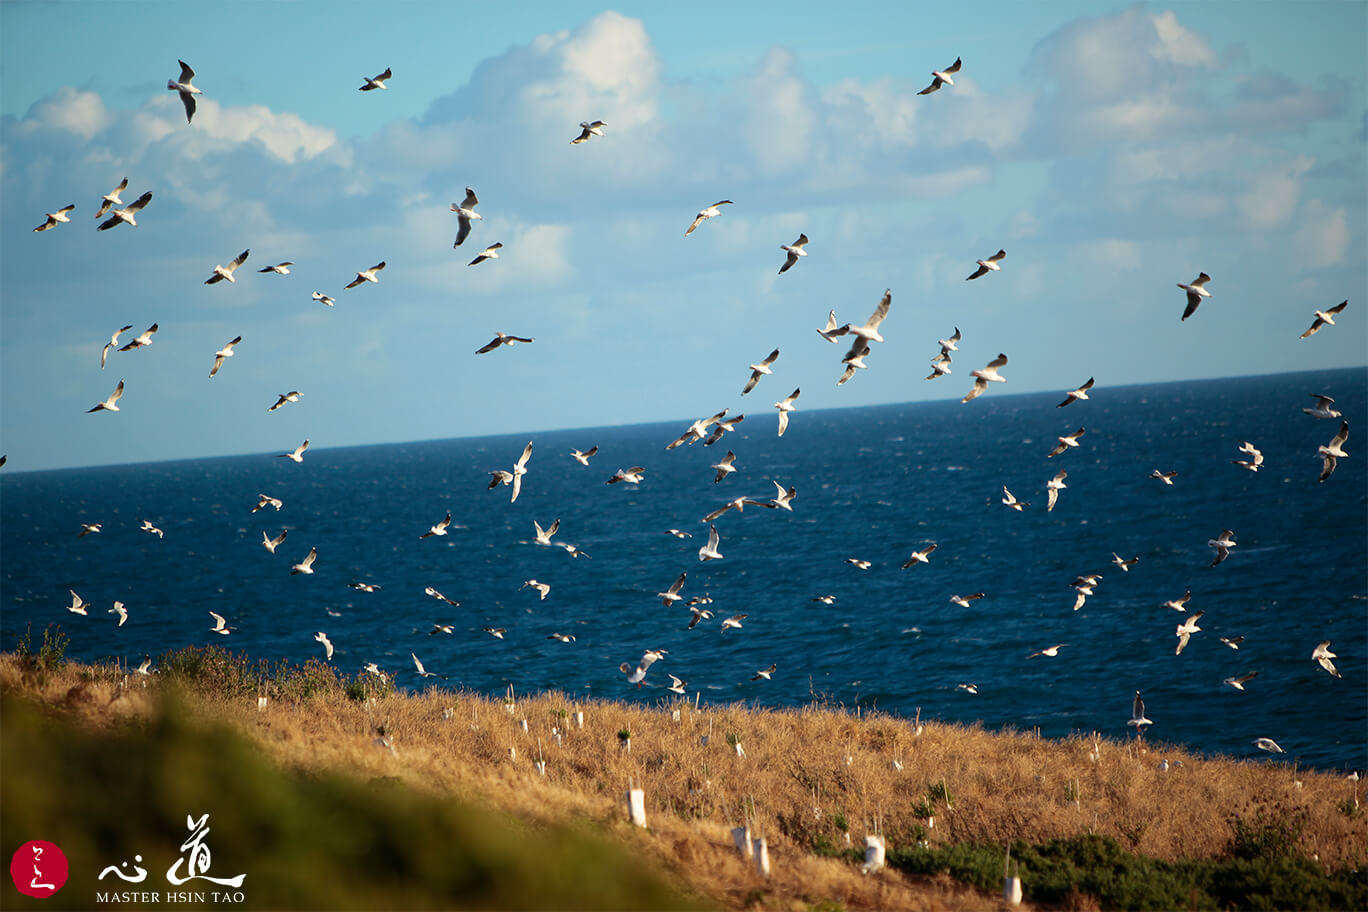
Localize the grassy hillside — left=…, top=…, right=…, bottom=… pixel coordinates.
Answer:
left=2, top=637, right=1364, bottom=910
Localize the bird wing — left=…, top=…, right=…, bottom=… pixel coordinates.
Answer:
left=455, top=215, right=472, bottom=247
left=684, top=213, right=706, bottom=236
left=126, top=191, right=153, bottom=213
left=1181, top=291, right=1202, bottom=320
left=780, top=250, right=799, bottom=274
left=966, top=263, right=989, bottom=280
left=917, top=77, right=943, bottom=95
left=945, top=57, right=963, bottom=74
left=475, top=335, right=502, bottom=354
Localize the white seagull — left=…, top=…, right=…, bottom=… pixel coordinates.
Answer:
left=698, top=525, right=723, bottom=561
left=359, top=67, right=391, bottom=91
left=900, top=543, right=937, bottom=569
left=95, top=178, right=128, bottom=219
left=204, top=249, right=250, bottom=285
left=315, top=632, right=334, bottom=661
left=774, top=388, right=801, bottom=437
left=846, top=289, right=892, bottom=347
left=917, top=57, right=962, bottom=95
left=1046, top=471, right=1068, bottom=512
left=1303, top=394, right=1342, bottom=419
left=547, top=632, right=577, bottom=644
left=1223, top=672, right=1259, bottom=691
left=261, top=530, right=287, bottom=553
left=1253, top=737, right=1285, bottom=754
left=1177, top=272, right=1212, bottom=321
left=620, top=650, right=663, bottom=686
left=570, top=446, right=598, bottom=466
left=1151, top=470, right=1178, bottom=485
left=311, top=292, right=335, bottom=307
left=450, top=187, right=482, bottom=247
left=1208, top=529, right=1236, bottom=566
left=846, top=558, right=872, bottom=570
left=778, top=234, right=809, bottom=274
left=666, top=408, right=729, bottom=449
left=483, top=627, right=506, bottom=639
left=521, top=579, right=551, bottom=600
left=1001, top=485, right=1029, bottom=511
left=769, top=480, right=797, bottom=511
left=966, top=249, right=1005, bottom=280
left=468, top=243, right=502, bottom=266
left=208, top=336, right=242, bottom=377
left=956, top=683, right=979, bottom=694
left=949, top=593, right=984, bottom=608
left=97, top=191, right=152, bottom=231
left=209, top=611, right=232, bottom=635
left=508, top=441, right=533, bottom=503
left=1318, top=421, right=1349, bottom=482
left=345, top=261, right=386, bottom=289
left=167, top=60, right=202, bottom=123
left=421, top=513, right=453, bottom=538
left=752, top=664, right=777, bottom=681
left=816, top=310, right=849, bottom=344
left=1312, top=641, right=1341, bottom=678
left=101, top=324, right=134, bottom=369
left=424, top=586, right=459, bottom=606
left=1058, top=377, right=1095, bottom=408
left=1299, top=300, right=1347, bottom=339
left=962, top=353, right=1008, bottom=403
left=1111, top=553, right=1139, bottom=572
left=119, top=323, right=158, bottom=352
left=254, top=494, right=283, bottom=513
left=666, top=674, right=687, bottom=695
left=704, top=414, right=745, bottom=446
left=666, top=528, right=692, bottom=539
left=268, top=391, right=302, bottom=412
left=68, top=590, right=89, bottom=615
left=657, top=572, right=687, bottom=607
left=258, top=262, right=294, bottom=275
left=1220, top=636, right=1244, bottom=650
left=711, top=451, right=737, bottom=483
left=838, top=340, right=871, bottom=386
left=532, top=518, right=560, bottom=546
left=720, top=614, right=747, bottom=631
left=78, top=522, right=102, bottom=537
left=88, top=379, right=125, bottom=413
left=742, top=348, right=780, bottom=394
left=140, top=519, right=164, bottom=538
left=685, top=200, right=733, bottom=236
left=1161, top=590, right=1193, bottom=612
left=279, top=439, right=310, bottom=463
left=1175, top=611, right=1204, bottom=655
left=1128, top=692, right=1153, bottom=731
left=348, top=582, right=382, bottom=593
left=412, top=653, right=446, bottom=679
left=1048, top=428, right=1086, bottom=458
left=475, top=332, right=534, bottom=354
left=33, top=204, right=75, bottom=232
left=1027, top=644, right=1068, bottom=659
left=926, top=355, right=952, bottom=381
left=290, top=546, right=318, bottom=575
left=1233, top=440, right=1264, bottom=473
left=571, top=120, right=606, bottom=144
left=607, top=466, right=646, bottom=485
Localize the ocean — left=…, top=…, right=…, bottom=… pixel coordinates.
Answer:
left=2, top=367, right=1364, bottom=770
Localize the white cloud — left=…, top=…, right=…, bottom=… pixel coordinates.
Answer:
left=1082, top=239, right=1143, bottom=271
left=1292, top=200, right=1349, bottom=269
left=15, top=88, right=112, bottom=140
left=1237, top=155, right=1313, bottom=230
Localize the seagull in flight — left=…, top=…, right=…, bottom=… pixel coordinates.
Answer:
left=666, top=528, right=692, bottom=539
left=261, top=529, right=287, bottom=553
left=846, top=558, right=872, bottom=570
left=1312, top=641, right=1341, bottom=678
left=209, top=611, right=233, bottom=635
left=507, top=441, right=533, bottom=502
left=752, top=664, right=777, bottom=681
left=424, top=586, right=459, bottom=606
left=965, top=249, right=1005, bottom=280
left=1150, top=469, right=1178, bottom=485
left=570, top=446, right=598, bottom=466
left=1001, top=485, right=1028, bottom=511
left=666, top=409, right=729, bottom=449
left=33, top=204, right=75, bottom=232
left=258, top=262, right=294, bottom=275
left=88, top=379, right=125, bottom=413
left=1111, top=553, right=1139, bottom=572
left=778, top=234, right=809, bottom=274
left=208, top=336, right=242, bottom=377
left=571, top=120, right=606, bottom=144
left=279, top=439, right=309, bottom=463
left=311, top=292, right=335, bottom=307
left=119, top=323, right=158, bottom=352
left=254, top=494, right=283, bottom=513
left=475, top=332, right=534, bottom=354
left=450, top=187, right=482, bottom=247
left=917, top=57, right=962, bottom=95
left=1303, top=394, right=1342, bottom=419
left=1058, top=377, right=1095, bottom=408
left=520, top=579, right=551, bottom=600
left=68, top=590, right=90, bottom=615
left=774, top=388, right=801, bottom=437
left=846, top=290, right=892, bottom=348
left=348, top=581, right=382, bottom=593
left=1223, top=672, right=1259, bottom=691
left=769, top=480, right=797, bottom=510
left=838, top=340, right=871, bottom=386
left=711, top=451, right=737, bottom=483
left=1128, top=692, right=1152, bottom=731
left=101, top=324, right=134, bottom=369
left=359, top=67, right=392, bottom=91
left=412, top=653, right=447, bottom=679
left=532, top=518, right=560, bottom=546
left=703, top=495, right=770, bottom=522
left=1175, top=611, right=1203, bottom=655
left=1299, top=300, right=1347, bottom=339
left=703, top=414, right=745, bottom=446
left=1161, top=590, right=1192, bottom=612
left=962, top=353, right=1008, bottom=403
left=685, top=200, right=732, bottom=236
left=812, top=594, right=837, bottom=605
left=925, top=355, right=952, bottom=381
left=547, top=632, right=576, bottom=643
left=1027, top=644, right=1068, bottom=659
left=1219, top=636, right=1244, bottom=650
left=949, top=593, right=984, bottom=607
left=956, top=683, right=979, bottom=694
left=665, top=674, right=687, bottom=694
left=607, top=466, right=646, bottom=485
left=167, top=60, right=202, bottom=123
left=900, top=543, right=937, bottom=569
left=420, top=513, right=453, bottom=538
left=1177, top=272, right=1212, bottom=321
left=315, top=632, right=334, bottom=661
left=139, top=519, right=164, bottom=538
left=268, top=391, right=302, bottom=412
left=816, top=310, right=849, bottom=344
left=290, top=546, right=318, bottom=575
left=720, top=614, right=747, bottom=631
left=698, top=525, right=723, bottom=561
left=1253, top=737, right=1285, bottom=754
left=620, top=650, right=664, bottom=686
left=345, top=261, right=386, bottom=289
left=1046, top=471, right=1068, bottom=512
left=657, top=572, right=687, bottom=607
left=1208, top=529, right=1236, bottom=566
left=483, top=627, right=506, bottom=639
left=1233, top=440, right=1264, bottom=472
left=97, top=191, right=152, bottom=230
left=742, top=348, right=780, bottom=394
left=468, top=243, right=502, bottom=266
left=1048, top=428, right=1086, bottom=458
left=687, top=606, right=714, bottom=629
left=204, top=249, right=250, bottom=285
left=1318, top=421, right=1349, bottom=482
left=95, top=178, right=128, bottom=219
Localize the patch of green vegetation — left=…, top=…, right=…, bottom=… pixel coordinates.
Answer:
left=0, top=693, right=698, bottom=910
left=12, top=622, right=69, bottom=682
left=885, top=833, right=1367, bottom=911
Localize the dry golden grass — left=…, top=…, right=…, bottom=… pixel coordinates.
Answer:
left=5, top=653, right=1364, bottom=911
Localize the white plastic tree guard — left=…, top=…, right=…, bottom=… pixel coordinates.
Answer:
left=626, top=788, right=647, bottom=828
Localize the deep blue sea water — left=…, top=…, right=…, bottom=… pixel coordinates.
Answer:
left=3, top=368, right=1364, bottom=770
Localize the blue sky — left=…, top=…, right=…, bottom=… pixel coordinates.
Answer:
left=1, top=1, right=1363, bottom=471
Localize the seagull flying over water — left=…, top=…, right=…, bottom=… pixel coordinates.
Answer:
left=140, top=519, right=164, bottom=538
left=359, top=67, right=391, bottom=91
left=97, top=191, right=152, bottom=231
left=720, top=614, right=747, bottom=631
left=742, top=349, right=780, bottom=394
left=521, top=579, right=551, bottom=600
left=1318, top=421, right=1349, bottom=482
left=208, top=336, right=242, bottom=377
left=667, top=409, right=729, bottom=449
left=1046, top=471, right=1068, bottom=512
left=1177, top=272, right=1212, bottom=320
left=1128, top=692, right=1153, bottom=731
left=752, top=664, right=777, bottom=681
left=917, top=57, right=962, bottom=95
left=261, top=529, right=287, bottom=553
left=1001, top=485, right=1028, bottom=511
left=101, top=324, right=134, bottom=369
left=68, top=590, right=89, bottom=615
left=290, top=546, right=318, bottom=575
left=1111, top=553, right=1139, bottom=572
left=1161, top=590, right=1193, bottom=612
left=420, top=513, right=453, bottom=538
left=1312, top=641, right=1341, bottom=678
left=1253, top=737, right=1285, bottom=754
left=315, top=632, right=334, bottom=661
left=966, top=249, right=1005, bottom=280
left=1058, top=377, right=1095, bottom=408
left=532, top=518, right=560, bottom=546
left=1150, top=469, right=1178, bottom=485
left=1299, top=300, right=1347, bottom=339
left=1303, top=394, right=1342, bottom=420
left=607, top=466, right=646, bottom=485
left=167, top=60, right=202, bottom=123
left=254, top=494, right=283, bottom=513
left=778, top=234, right=809, bottom=274
left=962, top=353, right=1008, bottom=403
left=279, top=439, right=309, bottom=463
left=109, top=602, right=127, bottom=626
left=205, top=250, right=250, bottom=285
left=698, top=525, right=723, bottom=561
left=1048, top=428, right=1086, bottom=458
left=571, top=120, right=606, bottom=144
left=570, top=446, right=598, bottom=466
left=704, top=414, right=745, bottom=446
left=209, top=611, right=232, bottom=635
left=769, top=480, right=797, bottom=510
left=268, top=391, right=302, bottom=412
left=1223, top=672, right=1259, bottom=691
left=685, top=200, right=732, bottom=236
left=900, top=543, right=937, bottom=569
left=950, top=593, right=984, bottom=608
left=774, top=388, right=801, bottom=437
left=33, top=204, right=75, bottom=232
left=259, top=262, right=294, bottom=275
left=345, top=262, right=386, bottom=289
left=620, top=650, right=664, bottom=686
left=1208, top=529, right=1236, bottom=566
left=87, top=379, right=125, bottom=413
left=412, top=653, right=447, bottom=679
left=711, top=451, right=737, bottom=483
left=845, top=290, right=891, bottom=348
left=95, top=178, right=128, bottom=219
left=816, top=310, right=849, bottom=344
left=1175, top=611, right=1204, bottom=655
left=311, top=292, right=335, bottom=307
left=657, top=572, right=687, bottom=607
left=450, top=187, right=482, bottom=247
left=1027, top=644, right=1068, bottom=659
left=424, top=586, right=459, bottom=606
left=1233, top=440, right=1264, bottom=473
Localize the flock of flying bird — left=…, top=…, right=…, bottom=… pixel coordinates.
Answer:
left=20, top=52, right=1359, bottom=753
